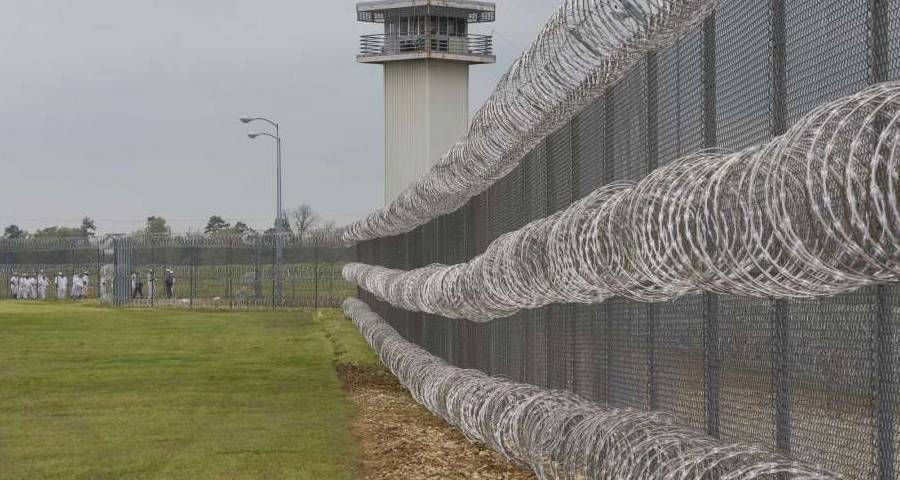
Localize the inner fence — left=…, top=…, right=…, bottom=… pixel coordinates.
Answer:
left=353, top=0, right=900, bottom=478
left=1, top=232, right=355, bottom=309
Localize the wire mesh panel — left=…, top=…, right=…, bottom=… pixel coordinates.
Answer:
left=488, top=165, right=525, bottom=244
left=656, top=28, right=704, bottom=167
left=572, top=98, right=606, bottom=198
left=438, top=209, right=468, bottom=265
left=785, top=289, right=879, bottom=479
left=573, top=304, right=608, bottom=403
left=474, top=321, right=491, bottom=375
left=888, top=283, right=900, bottom=479
left=489, top=318, right=505, bottom=376
left=490, top=315, right=525, bottom=381
left=406, top=312, right=423, bottom=346
left=717, top=297, right=777, bottom=449
left=449, top=317, right=467, bottom=367
left=547, top=304, right=575, bottom=391
left=467, top=193, right=489, bottom=257
left=784, top=0, right=870, bottom=125
left=420, top=223, right=437, bottom=266
left=380, top=235, right=404, bottom=269
left=523, top=147, right=549, bottom=222
left=423, top=313, right=450, bottom=362
left=715, top=0, right=773, bottom=151
left=524, top=308, right=550, bottom=388
left=547, top=125, right=574, bottom=213
left=653, top=296, right=706, bottom=431
left=610, top=63, right=649, bottom=182
left=606, top=298, right=651, bottom=410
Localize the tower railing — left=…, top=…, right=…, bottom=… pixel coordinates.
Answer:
left=359, top=33, right=493, bottom=58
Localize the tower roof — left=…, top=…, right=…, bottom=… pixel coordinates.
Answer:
left=357, top=1, right=496, bottom=23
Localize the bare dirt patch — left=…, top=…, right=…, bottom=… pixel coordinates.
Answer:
left=337, top=364, right=535, bottom=480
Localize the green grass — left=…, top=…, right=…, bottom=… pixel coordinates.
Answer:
left=0, top=300, right=372, bottom=480
left=315, top=309, right=380, bottom=366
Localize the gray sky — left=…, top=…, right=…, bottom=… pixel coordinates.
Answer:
left=0, top=0, right=559, bottom=234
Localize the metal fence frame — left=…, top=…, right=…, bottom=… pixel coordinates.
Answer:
left=1, top=231, right=355, bottom=310
left=355, top=0, right=900, bottom=478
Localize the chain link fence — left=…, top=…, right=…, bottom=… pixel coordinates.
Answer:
left=354, top=0, right=900, bottom=478
left=1, top=232, right=355, bottom=309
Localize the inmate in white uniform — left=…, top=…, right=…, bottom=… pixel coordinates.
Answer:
left=37, top=274, right=49, bottom=299
left=55, top=274, right=68, bottom=300
left=71, top=275, right=82, bottom=299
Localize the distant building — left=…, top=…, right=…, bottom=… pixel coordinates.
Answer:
left=356, top=0, right=496, bottom=205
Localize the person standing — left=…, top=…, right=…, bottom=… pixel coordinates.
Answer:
left=37, top=271, right=49, bottom=299
left=164, top=269, right=175, bottom=299
left=132, top=271, right=144, bottom=299
left=9, top=273, right=18, bottom=299
left=26, top=274, right=37, bottom=299
left=71, top=274, right=82, bottom=300
left=55, top=272, right=68, bottom=300
left=147, top=270, right=156, bottom=301
left=99, top=275, right=108, bottom=299
left=81, top=272, right=90, bottom=298
left=22, top=274, right=32, bottom=299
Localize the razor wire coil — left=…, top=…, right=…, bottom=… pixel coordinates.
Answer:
left=343, top=297, right=838, bottom=479
left=344, top=82, right=900, bottom=321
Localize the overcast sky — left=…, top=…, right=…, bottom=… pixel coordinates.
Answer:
left=0, top=0, right=559, bottom=234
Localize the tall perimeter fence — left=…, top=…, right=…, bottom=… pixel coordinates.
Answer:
left=351, top=0, right=900, bottom=478
left=0, top=232, right=355, bottom=309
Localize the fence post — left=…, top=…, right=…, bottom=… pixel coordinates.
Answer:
left=96, top=240, right=102, bottom=303
left=1, top=242, right=7, bottom=299
left=189, top=241, right=195, bottom=309
left=271, top=236, right=276, bottom=310
left=703, top=293, right=720, bottom=438
left=314, top=236, right=320, bottom=313
left=646, top=51, right=659, bottom=411
left=701, top=11, right=720, bottom=438
left=599, top=86, right=617, bottom=402
left=767, top=0, right=794, bottom=458
left=254, top=237, right=262, bottom=305
left=772, top=299, right=791, bottom=455
left=870, top=0, right=894, bottom=477
left=874, top=284, right=896, bottom=480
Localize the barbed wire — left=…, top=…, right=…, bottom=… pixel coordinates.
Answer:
left=343, top=298, right=837, bottom=479
left=343, top=0, right=719, bottom=244
left=344, top=82, right=900, bottom=320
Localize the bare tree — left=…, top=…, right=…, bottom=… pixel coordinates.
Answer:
left=309, top=221, right=349, bottom=250
left=290, top=204, right=319, bottom=240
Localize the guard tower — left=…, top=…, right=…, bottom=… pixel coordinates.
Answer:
left=357, top=0, right=496, bottom=205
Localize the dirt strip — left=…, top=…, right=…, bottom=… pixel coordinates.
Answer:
left=337, top=364, right=536, bottom=480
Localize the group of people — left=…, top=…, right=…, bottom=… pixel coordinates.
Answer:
left=8, top=271, right=90, bottom=300
left=131, top=269, right=176, bottom=300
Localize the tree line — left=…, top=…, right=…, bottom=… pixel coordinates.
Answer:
left=3, top=204, right=342, bottom=242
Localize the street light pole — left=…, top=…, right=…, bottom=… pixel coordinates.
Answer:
left=242, top=116, right=285, bottom=305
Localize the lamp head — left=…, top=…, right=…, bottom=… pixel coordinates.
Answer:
left=247, top=133, right=260, bottom=139
left=240, top=116, right=254, bottom=124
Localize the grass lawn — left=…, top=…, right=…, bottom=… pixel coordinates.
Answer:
left=0, top=300, right=373, bottom=480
